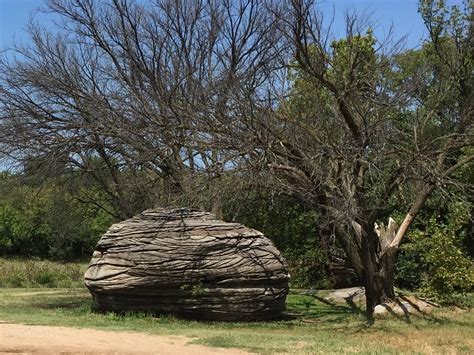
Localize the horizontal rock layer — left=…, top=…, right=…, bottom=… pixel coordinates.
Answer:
left=85, top=208, right=290, bottom=321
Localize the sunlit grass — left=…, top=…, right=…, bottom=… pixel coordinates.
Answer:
left=0, top=287, right=472, bottom=354
left=0, top=258, right=86, bottom=288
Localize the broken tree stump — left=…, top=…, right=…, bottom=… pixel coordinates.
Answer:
left=84, top=208, right=290, bottom=321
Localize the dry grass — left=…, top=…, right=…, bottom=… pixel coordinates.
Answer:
left=0, top=258, right=86, bottom=288
left=0, top=287, right=472, bottom=354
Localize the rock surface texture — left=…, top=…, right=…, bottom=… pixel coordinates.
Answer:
left=85, top=208, right=290, bottom=321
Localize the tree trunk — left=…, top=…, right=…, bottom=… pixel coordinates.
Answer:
left=363, top=261, right=396, bottom=322
left=362, top=225, right=398, bottom=322
left=335, top=218, right=401, bottom=321
left=379, top=247, right=397, bottom=299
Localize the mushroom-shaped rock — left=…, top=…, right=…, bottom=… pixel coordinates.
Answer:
left=84, top=208, right=290, bottom=321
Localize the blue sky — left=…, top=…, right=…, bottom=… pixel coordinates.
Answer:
left=0, top=0, right=465, bottom=51
left=0, top=0, right=466, bottom=171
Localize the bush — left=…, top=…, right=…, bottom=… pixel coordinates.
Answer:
left=0, top=173, right=114, bottom=261
left=396, top=202, right=473, bottom=305
left=0, top=258, right=86, bottom=288
left=286, top=246, right=330, bottom=289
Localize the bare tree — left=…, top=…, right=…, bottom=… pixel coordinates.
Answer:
left=228, top=0, right=472, bottom=319
left=0, top=0, right=283, bottom=217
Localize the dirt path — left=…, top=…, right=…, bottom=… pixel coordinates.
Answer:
left=0, top=323, right=250, bottom=354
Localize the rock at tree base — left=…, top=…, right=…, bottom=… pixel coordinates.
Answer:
left=84, top=208, right=290, bottom=321
left=373, top=296, right=437, bottom=316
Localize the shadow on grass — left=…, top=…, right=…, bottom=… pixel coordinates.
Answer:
left=37, top=300, right=90, bottom=310
left=285, top=292, right=361, bottom=328
left=30, top=294, right=92, bottom=311
left=343, top=295, right=365, bottom=316
left=16, top=289, right=471, bottom=331
left=288, top=290, right=472, bottom=331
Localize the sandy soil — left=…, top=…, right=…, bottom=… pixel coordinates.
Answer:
left=0, top=323, right=250, bottom=354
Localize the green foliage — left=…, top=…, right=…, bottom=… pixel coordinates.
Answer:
left=179, top=282, right=207, bottom=296
left=0, top=173, right=114, bottom=260
left=191, top=282, right=206, bottom=297
left=396, top=202, right=473, bottom=304
left=0, top=258, right=85, bottom=288
left=329, top=29, right=377, bottom=93
left=286, top=246, right=330, bottom=289
left=223, top=192, right=329, bottom=288
left=286, top=30, right=378, bottom=142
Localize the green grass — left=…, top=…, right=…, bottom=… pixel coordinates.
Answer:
left=0, top=287, right=472, bottom=354
left=0, top=258, right=86, bottom=288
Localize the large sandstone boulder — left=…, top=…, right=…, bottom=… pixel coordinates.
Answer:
left=84, top=208, right=290, bottom=321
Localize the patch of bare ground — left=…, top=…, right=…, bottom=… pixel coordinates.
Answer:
left=0, top=323, right=250, bottom=355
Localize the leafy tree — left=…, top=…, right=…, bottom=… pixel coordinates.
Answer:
left=220, top=0, right=473, bottom=320
left=397, top=201, right=473, bottom=304
left=0, top=173, right=114, bottom=260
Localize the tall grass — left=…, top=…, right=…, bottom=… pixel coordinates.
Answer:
left=0, top=258, right=86, bottom=288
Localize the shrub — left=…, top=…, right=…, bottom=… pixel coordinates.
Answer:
left=0, top=173, right=114, bottom=261
left=0, top=258, right=86, bottom=288
left=396, top=202, right=473, bottom=305
left=286, top=246, right=330, bottom=289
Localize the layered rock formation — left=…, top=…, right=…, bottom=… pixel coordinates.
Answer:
left=84, top=208, right=289, bottom=321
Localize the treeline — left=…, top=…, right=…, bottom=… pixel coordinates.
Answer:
left=1, top=169, right=472, bottom=304
left=0, top=0, right=472, bottom=316
left=0, top=171, right=113, bottom=260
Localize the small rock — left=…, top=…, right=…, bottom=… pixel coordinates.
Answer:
left=374, top=304, right=388, bottom=315
left=326, top=287, right=365, bottom=303
left=393, top=301, right=415, bottom=315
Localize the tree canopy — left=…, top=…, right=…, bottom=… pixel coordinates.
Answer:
left=0, top=0, right=472, bottom=320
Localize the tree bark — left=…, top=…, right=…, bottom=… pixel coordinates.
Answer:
left=359, top=223, right=399, bottom=322
left=362, top=260, right=395, bottom=322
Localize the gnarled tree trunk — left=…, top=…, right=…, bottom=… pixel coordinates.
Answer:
left=364, top=218, right=400, bottom=319
left=343, top=218, right=400, bottom=321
